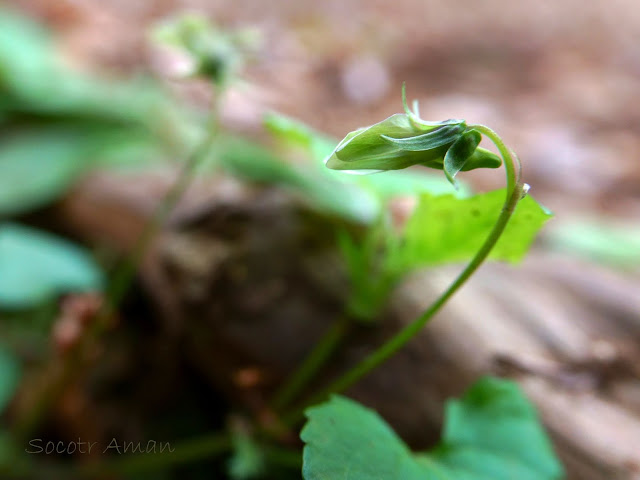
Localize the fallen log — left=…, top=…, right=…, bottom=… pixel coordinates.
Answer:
left=45, top=168, right=640, bottom=480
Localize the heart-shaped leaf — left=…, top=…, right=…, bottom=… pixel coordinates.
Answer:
left=301, top=377, right=564, bottom=480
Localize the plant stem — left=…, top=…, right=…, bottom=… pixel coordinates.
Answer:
left=102, top=101, right=222, bottom=323
left=76, top=432, right=231, bottom=477
left=13, top=94, right=223, bottom=440
left=284, top=124, right=524, bottom=422
left=71, top=433, right=302, bottom=477
left=271, top=314, right=350, bottom=411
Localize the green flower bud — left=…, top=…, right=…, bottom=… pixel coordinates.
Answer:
left=324, top=84, right=502, bottom=184
left=325, top=114, right=464, bottom=172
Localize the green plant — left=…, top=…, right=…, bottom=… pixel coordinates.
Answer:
left=0, top=9, right=562, bottom=480
left=272, top=86, right=561, bottom=479
left=302, top=378, right=563, bottom=480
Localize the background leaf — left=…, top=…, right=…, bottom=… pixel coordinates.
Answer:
left=213, top=136, right=379, bottom=223
left=544, top=218, right=640, bottom=268
left=0, top=9, right=182, bottom=217
left=301, top=377, right=564, bottom=480
left=0, top=129, right=91, bottom=216
left=0, top=223, right=103, bottom=309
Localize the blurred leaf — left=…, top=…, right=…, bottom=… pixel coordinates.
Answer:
left=338, top=223, right=397, bottom=321
left=354, top=168, right=471, bottom=199
left=213, top=136, right=379, bottom=223
left=0, top=129, right=90, bottom=216
left=545, top=219, right=640, bottom=267
left=301, top=377, right=564, bottom=480
left=228, top=433, right=264, bottom=480
left=0, top=223, right=103, bottom=309
left=0, top=9, right=57, bottom=101
left=0, top=9, right=158, bottom=123
left=263, top=111, right=337, bottom=162
left=0, top=345, right=20, bottom=415
left=0, top=9, right=182, bottom=216
left=0, top=125, right=166, bottom=216
left=388, top=189, right=552, bottom=272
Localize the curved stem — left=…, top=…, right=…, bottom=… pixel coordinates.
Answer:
left=285, top=125, right=524, bottom=421
left=271, top=314, right=350, bottom=411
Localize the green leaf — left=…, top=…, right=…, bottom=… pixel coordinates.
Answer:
left=0, top=10, right=161, bottom=125
left=443, top=129, right=482, bottom=185
left=263, top=112, right=337, bottom=163
left=545, top=219, right=640, bottom=268
left=301, top=377, right=564, bottom=480
left=388, top=189, right=552, bottom=272
left=0, top=10, right=181, bottom=216
left=0, top=129, right=91, bottom=216
left=0, top=345, right=20, bottom=415
left=0, top=223, right=103, bottom=309
left=0, top=9, right=58, bottom=102
left=351, top=169, right=472, bottom=199
left=338, top=225, right=397, bottom=321
left=213, top=136, right=380, bottom=223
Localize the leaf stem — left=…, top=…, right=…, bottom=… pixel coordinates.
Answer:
left=271, top=314, right=350, bottom=411
left=285, top=124, right=524, bottom=421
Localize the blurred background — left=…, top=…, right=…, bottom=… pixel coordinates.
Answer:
left=1, top=1, right=639, bottom=479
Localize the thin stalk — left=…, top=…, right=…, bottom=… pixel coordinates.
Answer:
left=76, top=432, right=231, bottom=477
left=13, top=94, right=223, bottom=440
left=271, top=314, right=350, bottom=411
left=72, top=433, right=302, bottom=477
left=284, top=125, right=524, bottom=423
left=102, top=114, right=220, bottom=320
left=263, top=445, right=303, bottom=469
